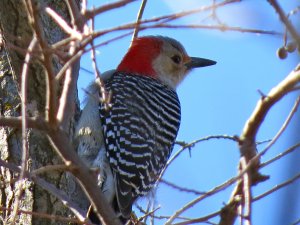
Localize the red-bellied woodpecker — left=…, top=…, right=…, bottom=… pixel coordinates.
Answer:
left=75, top=35, right=216, bottom=223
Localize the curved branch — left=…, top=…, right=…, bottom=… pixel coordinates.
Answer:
left=240, top=64, right=300, bottom=159
left=220, top=64, right=300, bottom=225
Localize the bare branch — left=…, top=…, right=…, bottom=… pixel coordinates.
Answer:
left=90, top=17, right=111, bottom=111
left=172, top=211, right=220, bottom=225
left=135, top=206, right=161, bottom=224
left=0, top=116, right=48, bottom=130
left=45, top=7, right=83, bottom=40
left=131, top=0, right=148, bottom=41
left=259, top=96, right=300, bottom=157
left=253, top=172, right=300, bottom=202
left=46, top=128, right=122, bottom=225
left=92, top=20, right=281, bottom=42
left=158, top=135, right=237, bottom=183
left=0, top=206, right=88, bottom=225
left=84, top=0, right=137, bottom=20
left=55, top=1, right=84, bottom=129
left=160, top=179, right=206, bottom=195
left=55, top=47, right=84, bottom=81
left=165, top=171, right=244, bottom=224
left=25, top=0, right=58, bottom=124
left=240, top=157, right=252, bottom=225
left=151, top=0, right=240, bottom=25
left=31, top=164, right=73, bottom=175
left=65, top=0, right=85, bottom=30
left=260, top=142, right=300, bottom=168
left=0, top=115, right=121, bottom=224
left=55, top=38, right=79, bottom=129
left=240, top=64, right=300, bottom=159
left=220, top=65, right=300, bottom=225
left=267, top=0, right=300, bottom=44
left=10, top=36, right=38, bottom=224
left=90, top=31, right=133, bottom=50
left=0, top=160, right=90, bottom=224
left=140, top=24, right=282, bottom=36
left=2, top=1, right=298, bottom=224
left=292, top=218, right=300, bottom=225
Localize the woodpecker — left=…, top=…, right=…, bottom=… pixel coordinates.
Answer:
left=75, top=35, right=216, bottom=223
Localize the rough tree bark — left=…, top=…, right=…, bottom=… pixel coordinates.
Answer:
left=0, top=1, right=83, bottom=224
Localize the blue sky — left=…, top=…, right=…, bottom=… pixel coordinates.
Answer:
left=78, top=1, right=300, bottom=224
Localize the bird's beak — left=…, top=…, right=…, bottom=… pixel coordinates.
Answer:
left=185, top=57, right=216, bottom=69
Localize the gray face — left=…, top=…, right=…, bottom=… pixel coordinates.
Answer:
left=152, top=37, right=191, bottom=89
left=152, top=36, right=216, bottom=89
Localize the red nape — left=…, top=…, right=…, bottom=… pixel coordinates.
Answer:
left=116, top=37, right=162, bottom=78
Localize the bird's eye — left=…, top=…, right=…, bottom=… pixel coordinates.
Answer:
left=171, top=55, right=181, bottom=64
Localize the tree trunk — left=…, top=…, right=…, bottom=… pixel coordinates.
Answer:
left=0, top=1, right=83, bottom=224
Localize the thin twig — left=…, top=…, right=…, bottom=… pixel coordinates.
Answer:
left=240, top=64, right=300, bottom=161
left=160, top=179, right=206, bottom=195
left=223, top=95, right=300, bottom=223
left=81, top=0, right=87, bottom=15
left=138, top=209, right=196, bottom=222
left=144, top=201, right=152, bottom=224
left=0, top=117, right=121, bottom=224
left=65, top=0, right=85, bottom=30
left=90, top=16, right=111, bottom=111
left=157, top=135, right=237, bottom=184
left=260, top=96, right=300, bottom=158
left=55, top=37, right=79, bottom=129
left=45, top=7, right=83, bottom=40
left=220, top=65, right=300, bottom=225
left=165, top=175, right=237, bottom=224
left=55, top=21, right=280, bottom=82
left=267, top=0, right=300, bottom=44
left=238, top=203, right=243, bottom=225
left=74, top=0, right=280, bottom=59
left=46, top=128, right=122, bottom=225
left=25, top=0, right=57, bottom=124
left=150, top=196, right=155, bottom=225
left=137, top=206, right=161, bottom=222
left=260, top=142, right=300, bottom=168
left=0, top=159, right=91, bottom=224
left=84, top=0, right=137, bottom=20
left=31, top=164, right=75, bottom=175
left=238, top=95, right=300, bottom=185
left=253, top=172, right=300, bottom=202
left=240, top=157, right=252, bottom=225
left=131, top=0, right=147, bottom=42
left=0, top=206, right=88, bottom=225
left=6, top=40, right=69, bottom=63
left=140, top=24, right=282, bottom=35
left=172, top=211, right=220, bottom=225
left=0, top=116, right=48, bottom=130
left=292, top=217, right=300, bottom=225
left=152, top=0, right=240, bottom=25
left=135, top=203, right=152, bottom=224
left=55, top=32, right=132, bottom=81
left=80, top=66, right=94, bottom=75
left=10, top=36, right=37, bottom=224
left=92, top=23, right=281, bottom=42
left=55, top=48, right=84, bottom=81
left=51, top=36, right=75, bottom=50
left=165, top=139, right=271, bottom=225
left=55, top=2, right=84, bottom=129
left=54, top=2, right=84, bottom=130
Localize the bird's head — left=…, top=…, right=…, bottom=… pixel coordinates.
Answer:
left=117, top=36, right=216, bottom=89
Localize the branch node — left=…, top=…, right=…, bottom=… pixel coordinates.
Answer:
left=233, top=135, right=241, bottom=144
left=257, top=89, right=266, bottom=99
left=65, top=160, right=72, bottom=167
